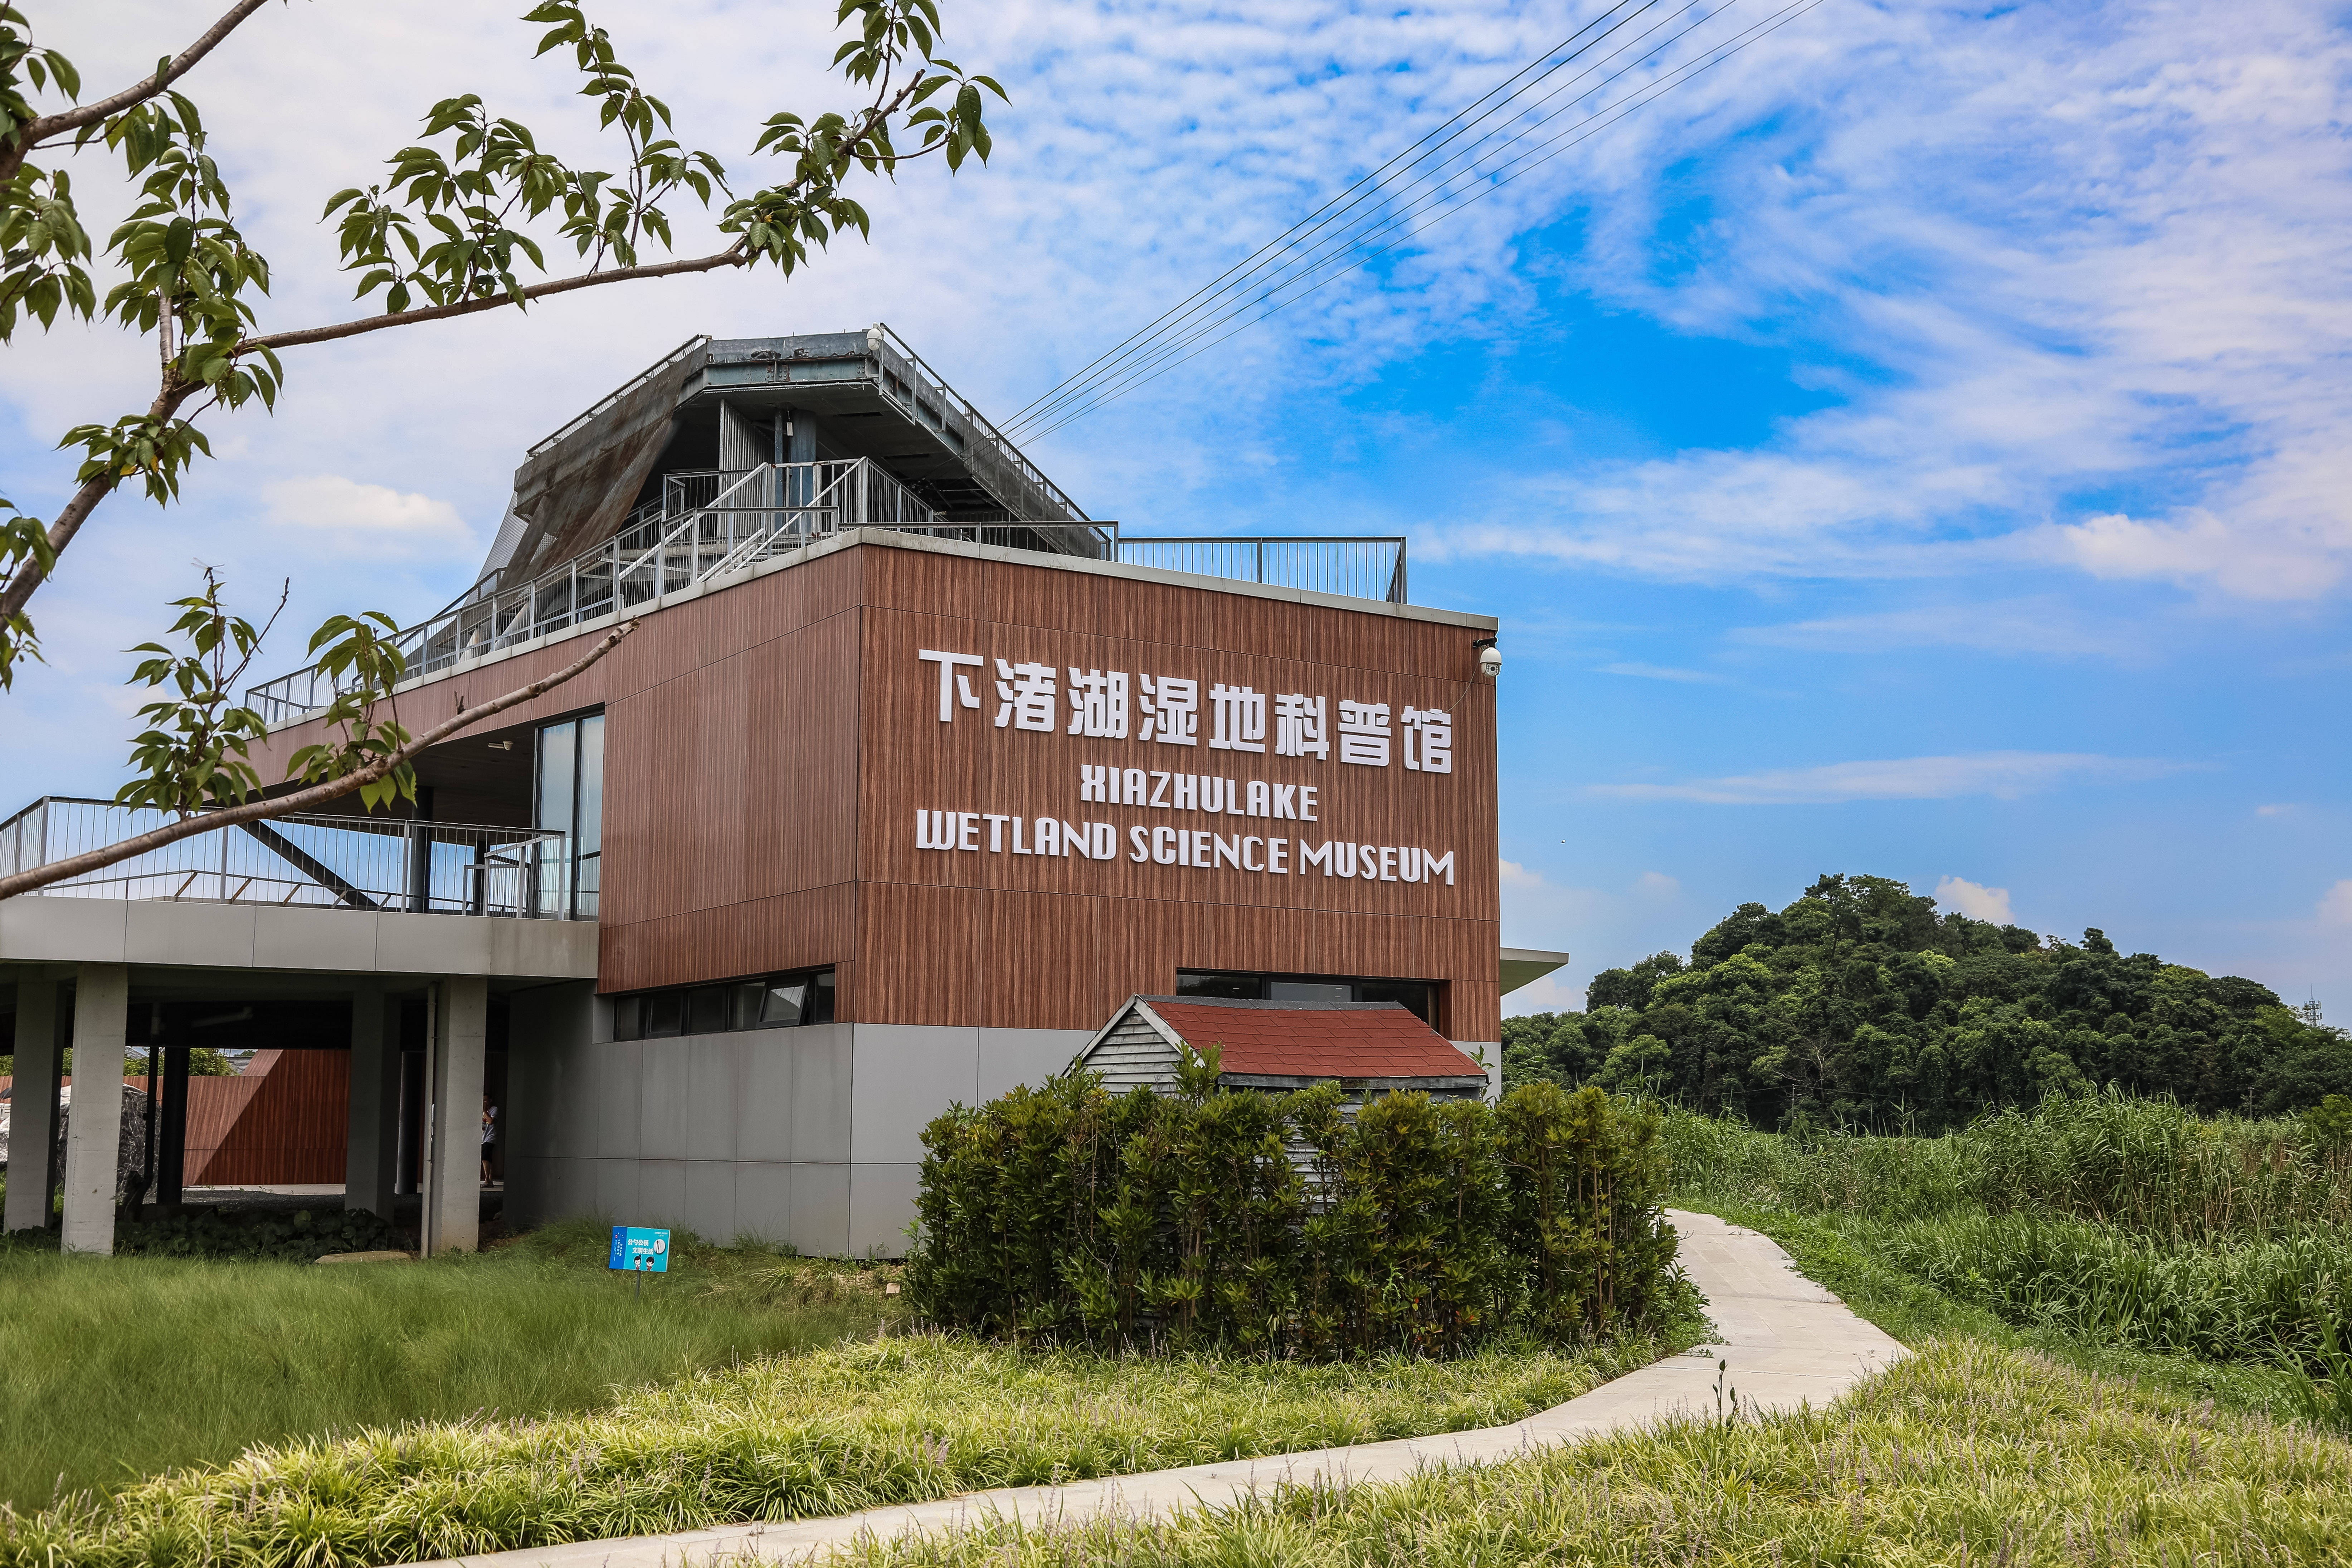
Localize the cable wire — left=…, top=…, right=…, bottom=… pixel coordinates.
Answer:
left=1005, top=0, right=1740, bottom=439
left=1011, top=0, right=1828, bottom=444
left=1001, top=0, right=1669, bottom=435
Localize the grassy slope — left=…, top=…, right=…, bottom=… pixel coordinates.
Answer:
left=840, top=1339, right=2352, bottom=1565
left=0, top=1220, right=889, bottom=1513
left=0, top=1333, right=1679, bottom=1566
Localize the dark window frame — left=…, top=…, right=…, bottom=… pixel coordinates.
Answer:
left=1173, top=969, right=1441, bottom=1027
left=611, top=966, right=836, bottom=1041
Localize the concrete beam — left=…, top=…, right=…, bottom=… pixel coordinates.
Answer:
left=425, top=975, right=488, bottom=1254
left=0, top=898, right=597, bottom=980
left=3, top=977, right=63, bottom=1233
left=60, top=962, right=129, bottom=1255
left=346, top=985, right=400, bottom=1219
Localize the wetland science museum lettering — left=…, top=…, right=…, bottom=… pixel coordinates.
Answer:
left=912, top=648, right=1459, bottom=887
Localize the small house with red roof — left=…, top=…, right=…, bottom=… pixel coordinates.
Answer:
left=1077, top=994, right=1493, bottom=1102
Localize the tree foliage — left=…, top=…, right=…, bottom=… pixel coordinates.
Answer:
left=1504, top=873, right=2352, bottom=1129
left=0, top=0, right=1004, bottom=687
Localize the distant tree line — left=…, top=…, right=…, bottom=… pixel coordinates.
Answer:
left=1503, top=873, right=2352, bottom=1131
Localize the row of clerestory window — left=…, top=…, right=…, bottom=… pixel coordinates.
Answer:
left=609, top=968, right=836, bottom=1040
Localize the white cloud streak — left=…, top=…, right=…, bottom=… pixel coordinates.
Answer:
left=1732, top=598, right=2141, bottom=659
left=1597, top=661, right=1727, bottom=682
left=1427, top=1, right=2352, bottom=602
left=1593, top=750, right=2185, bottom=804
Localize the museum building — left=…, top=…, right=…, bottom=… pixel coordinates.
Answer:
left=0, top=328, right=1562, bottom=1258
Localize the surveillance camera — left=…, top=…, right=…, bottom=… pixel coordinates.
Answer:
left=1477, top=642, right=1502, bottom=678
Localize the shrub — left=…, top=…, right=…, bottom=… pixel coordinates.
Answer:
left=905, top=1064, right=1682, bottom=1356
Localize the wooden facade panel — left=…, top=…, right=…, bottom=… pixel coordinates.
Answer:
left=255, top=537, right=1499, bottom=1031
left=855, top=880, right=980, bottom=1025
left=599, top=881, right=857, bottom=994
left=866, top=543, right=988, bottom=624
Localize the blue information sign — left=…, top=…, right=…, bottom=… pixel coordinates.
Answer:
left=608, top=1225, right=672, bottom=1274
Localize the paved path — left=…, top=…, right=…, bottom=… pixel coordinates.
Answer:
left=407, top=1210, right=1905, bottom=1568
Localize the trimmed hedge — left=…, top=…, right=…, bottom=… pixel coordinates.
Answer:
left=905, top=1055, right=1682, bottom=1357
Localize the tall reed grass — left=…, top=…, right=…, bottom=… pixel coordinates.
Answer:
left=1876, top=1211, right=2352, bottom=1372
left=0, top=1222, right=885, bottom=1512
left=0, top=1331, right=1673, bottom=1568
left=1662, top=1087, right=2352, bottom=1242
left=1664, top=1089, right=2352, bottom=1422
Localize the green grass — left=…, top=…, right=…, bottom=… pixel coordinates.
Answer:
left=0, top=1218, right=893, bottom=1514
left=0, top=1329, right=1683, bottom=1567
left=1683, top=1197, right=2339, bottom=1427
left=833, top=1338, right=2352, bottom=1566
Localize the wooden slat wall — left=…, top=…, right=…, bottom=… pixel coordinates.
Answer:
left=857, top=546, right=1502, bottom=1039
left=188, top=1050, right=350, bottom=1185
left=249, top=538, right=1501, bottom=1038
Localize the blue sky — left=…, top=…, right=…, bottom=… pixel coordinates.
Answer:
left=4, top=0, right=2347, bottom=1014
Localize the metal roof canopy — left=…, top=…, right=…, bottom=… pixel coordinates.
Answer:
left=687, top=327, right=1091, bottom=527
left=477, top=326, right=1100, bottom=588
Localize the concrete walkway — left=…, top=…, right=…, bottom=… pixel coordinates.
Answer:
left=407, top=1210, right=1906, bottom=1568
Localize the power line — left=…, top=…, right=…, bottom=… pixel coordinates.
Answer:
left=1009, top=0, right=1828, bottom=445
left=1016, top=0, right=1817, bottom=442
left=1009, top=0, right=1746, bottom=439
left=1001, top=0, right=1668, bottom=436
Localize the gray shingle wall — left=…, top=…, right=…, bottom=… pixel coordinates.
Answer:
left=1083, top=1012, right=1180, bottom=1092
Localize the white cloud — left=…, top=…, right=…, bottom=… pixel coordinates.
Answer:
left=1935, top=875, right=2015, bottom=925
left=1732, top=599, right=2138, bottom=659
left=1597, top=662, right=1725, bottom=683
left=2321, top=881, right=2352, bottom=925
left=1423, top=1, right=2352, bottom=603
left=1502, top=972, right=1583, bottom=1012
left=1632, top=870, right=1679, bottom=898
left=1498, top=858, right=1545, bottom=888
left=2257, top=803, right=2298, bottom=817
left=1593, top=751, right=2184, bottom=805
left=263, top=477, right=474, bottom=558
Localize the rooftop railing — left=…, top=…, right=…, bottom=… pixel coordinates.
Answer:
left=243, top=453, right=1413, bottom=725
left=0, top=797, right=586, bottom=918
left=1112, top=536, right=1406, bottom=606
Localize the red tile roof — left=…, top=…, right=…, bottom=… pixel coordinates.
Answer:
left=1142, top=999, right=1484, bottom=1082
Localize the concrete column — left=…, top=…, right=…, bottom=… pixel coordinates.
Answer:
left=60, top=963, right=129, bottom=1255
left=424, top=976, right=487, bottom=1254
left=3, top=977, right=63, bottom=1234
left=345, top=986, right=400, bottom=1219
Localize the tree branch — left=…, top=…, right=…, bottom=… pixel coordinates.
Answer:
left=0, top=617, right=637, bottom=901
left=239, top=243, right=749, bottom=354
left=0, top=379, right=195, bottom=633
left=0, top=0, right=278, bottom=185
left=241, top=70, right=936, bottom=356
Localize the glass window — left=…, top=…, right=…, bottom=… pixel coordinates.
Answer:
left=1353, top=979, right=1437, bottom=1025
left=575, top=715, right=604, bottom=857
left=644, top=990, right=683, bottom=1038
left=1176, top=971, right=1265, bottom=1000
left=757, top=980, right=809, bottom=1028
left=535, top=714, right=605, bottom=919
left=536, top=721, right=576, bottom=835
left=1271, top=980, right=1351, bottom=1003
left=614, top=968, right=834, bottom=1036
